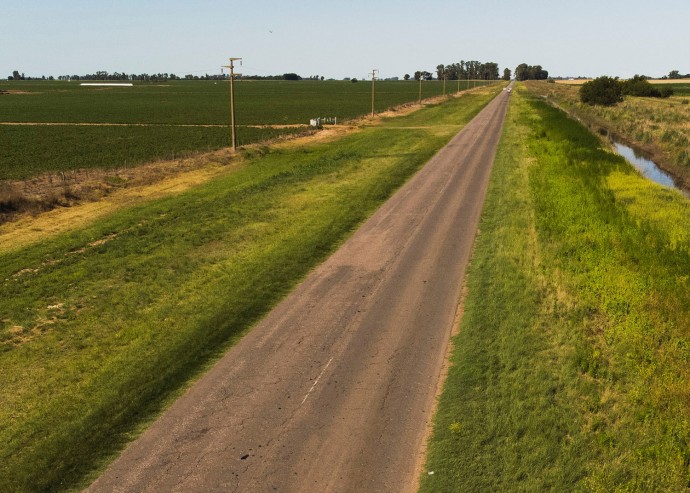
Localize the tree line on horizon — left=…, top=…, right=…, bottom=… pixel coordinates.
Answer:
left=402, top=61, right=503, bottom=82
left=7, top=70, right=221, bottom=82
left=403, top=62, right=551, bottom=82
left=663, top=70, right=690, bottom=80
left=6, top=62, right=547, bottom=83
left=6, top=70, right=333, bottom=82
left=8, top=67, right=689, bottom=84
left=435, top=61, right=501, bottom=81
left=514, top=63, right=549, bottom=81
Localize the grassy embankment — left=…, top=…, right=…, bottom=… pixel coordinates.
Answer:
left=421, top=85, right=690, bottom=491
left=0, top=84, right=503, bottom=492
left=527, top=81, right=690, bottom=183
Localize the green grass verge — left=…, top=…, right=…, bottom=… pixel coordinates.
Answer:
left=420, top=85, right=690, bottom=491
left=0, top=86, right=503, bottom=492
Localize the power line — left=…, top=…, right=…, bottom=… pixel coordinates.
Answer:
left=221, top=57, right=242, bottom=150
left=369, top=69, right=378, bottom=117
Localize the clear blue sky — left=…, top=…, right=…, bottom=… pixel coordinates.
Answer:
left=2, top=0, right=688, bottom=80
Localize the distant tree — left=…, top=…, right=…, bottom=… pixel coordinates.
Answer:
left=662, top=70, right=690, bottom=79
left=351, top=78, right=358, bottom=83
left=580, top=76, right=623, bottom=106
left=503, top=68, right=511, bottom=81
left=514, top=63, right=548, bottom=81
left=514, top=63, right=528, bottom=81
left=445, top=63, right=459, bottom=80
left=12, top=70, right=20, bottom=80
left=429, top=60, right=503, bottom=82
left=481, top=62, right=500, bottom=80
left=622, top=75, right=653, bottom=96
left=622, top=75, right=673, bottom=98
left=404, top=74, right=410, bottom=81
left=533, top=65, right=548, bottom=80
left=283, top=73, right=302, bottom=81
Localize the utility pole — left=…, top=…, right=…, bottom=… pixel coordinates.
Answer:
left=221, top=57, right=242, bottom=150
left=369, top=69, right=378, bottom=117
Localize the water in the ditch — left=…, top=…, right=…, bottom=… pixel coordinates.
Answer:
left=612, top=141, right=690, bottom=198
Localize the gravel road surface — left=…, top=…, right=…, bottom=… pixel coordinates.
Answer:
left=87, top=88, right=510, bottom=493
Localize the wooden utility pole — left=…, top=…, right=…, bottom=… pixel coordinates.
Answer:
left=222, top=57, right=242, bottom=150
left=369, top=69, right=378, bottom=117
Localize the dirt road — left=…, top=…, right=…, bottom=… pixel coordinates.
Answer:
left=87, top=89, right=510, bottom=493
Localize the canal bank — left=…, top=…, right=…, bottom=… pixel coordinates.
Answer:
left=612, top=140, right=690, bottom=198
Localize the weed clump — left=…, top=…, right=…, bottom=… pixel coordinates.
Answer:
left=0, top=185, right=30, bottom=213
left=580, top=76, right=623, bottom=106
left=580, top=75, right=673, bottom=107
left=621, top=75, right=673, bottom=98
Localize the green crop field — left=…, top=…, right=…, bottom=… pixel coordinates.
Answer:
left=0, top=124, right=303, bottom=181
left=0, top=79, right=496, bottom=180
left=661, top=82, right=690, bottom=96
left=0, top=79, right=493, bottom=124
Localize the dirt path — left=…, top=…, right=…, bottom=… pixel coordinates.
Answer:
left=86, top=89, right=510, bottom=493
left=0, top=122, right=307, bottom=128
